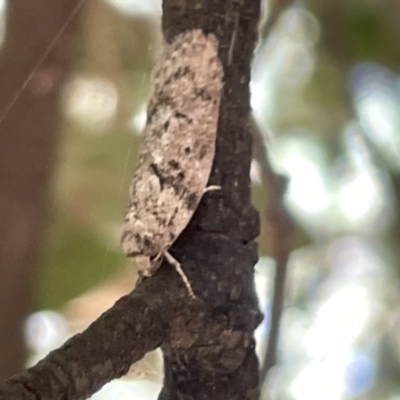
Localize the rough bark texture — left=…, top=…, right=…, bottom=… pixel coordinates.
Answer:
left=0, top=0, right=262, bottom=398
left=0, top=270, right=174, bottom=400
left=159, top=1, right=262, bottom=398
left=0, top=0, right=84, bottom=380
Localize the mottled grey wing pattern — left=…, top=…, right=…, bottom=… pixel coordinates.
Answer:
left=121, top=30, right=223, bottom=265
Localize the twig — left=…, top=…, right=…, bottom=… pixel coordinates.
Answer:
left=251, top=0, right=295, bottom=385
left=248, top=116, right=294, bottom=382
left=0, top=268, right=176, bottom=400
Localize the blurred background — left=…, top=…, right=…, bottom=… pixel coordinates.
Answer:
left=1, top=0, right=400, bottom=399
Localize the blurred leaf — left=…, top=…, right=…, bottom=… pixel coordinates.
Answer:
left=37, top=206, right=125, bottom=310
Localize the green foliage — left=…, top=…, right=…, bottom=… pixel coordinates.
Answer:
left=37, top=206, right=125, bottom=309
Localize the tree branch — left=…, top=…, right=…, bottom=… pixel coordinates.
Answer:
left=249, top=116, right=294, bottom=382
left=0, top=267, right=178, bottom=400
left=160, top=2, right=262, bottom=397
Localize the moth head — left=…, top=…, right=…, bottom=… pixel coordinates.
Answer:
left=135, top=254, right=163, bottom=277
left=121, top=223, right=141, bottom=256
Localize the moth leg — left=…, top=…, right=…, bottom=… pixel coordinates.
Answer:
left=203, top=185, right=221, bottom=193
left=164, top=251, right=196, bottom=299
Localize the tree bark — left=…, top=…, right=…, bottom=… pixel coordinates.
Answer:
left=160, top=1, right=262, bottom=398
left=0, top=273, right=173, bottom=400
left=0, top=0, right=83, bottom=380
left=0, top=0, right=262, bottom=398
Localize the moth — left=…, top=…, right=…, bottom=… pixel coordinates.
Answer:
left=121, top=29, right=224, bottom=297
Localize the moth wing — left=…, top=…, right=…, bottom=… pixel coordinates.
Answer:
left=122, top=30, right=223, bottom=259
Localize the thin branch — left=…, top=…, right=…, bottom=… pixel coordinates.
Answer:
left=249, top=116, right=294, bottom=381
left=0, top=266, right=180, bottom=400
left=247, top=0, right=295, bottom=387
